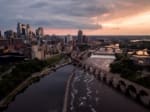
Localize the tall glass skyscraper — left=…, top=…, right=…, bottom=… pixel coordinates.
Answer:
left=77, top=30, right=83, bottom=43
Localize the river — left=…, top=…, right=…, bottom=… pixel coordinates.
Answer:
left=3, top=65, right=75, bottom=112
left=3, top=64, right=149, bottom=112
left=68, top=69, right=149, bottom=112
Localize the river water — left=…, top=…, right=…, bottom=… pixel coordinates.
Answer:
left=68, top=69, right=149, bottom=112
left=3, top=64, right=149, bottom=112
left=3, top=65, right=75, bottom=112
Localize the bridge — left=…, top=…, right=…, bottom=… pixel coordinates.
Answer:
left=71, top=53, right=150, bottom=108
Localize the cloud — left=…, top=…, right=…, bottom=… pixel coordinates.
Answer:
left=16, top=17, right=102, bottom=30
left=0, top=0, right=149, bottom=32
left=29, top=1, right=49, bottom=8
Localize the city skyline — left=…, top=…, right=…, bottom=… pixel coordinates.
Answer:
left=0, top=0, right=150, bottom=35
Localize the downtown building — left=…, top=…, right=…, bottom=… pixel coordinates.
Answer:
left=0, top=30, right=4, bottom=39
left=17, top=23, right=32, bottom=39
left=4, top=30, right=17, bottom=39
left=36, top=27, right=44, bottom=39
left=77, top=30, right=83, bottom=44
left=64, top=35, right=73, bottom=45
left=77, top=30, right=88, bottom=44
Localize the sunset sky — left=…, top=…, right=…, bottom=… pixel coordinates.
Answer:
left=0, top=0, right=150, bottom=35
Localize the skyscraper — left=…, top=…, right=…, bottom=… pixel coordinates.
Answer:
left=77, top=30, right=83, bottom=44
left=4, top=30, right=14, bottom=39
left=17, top=22, right=31, bottom=38
left=64, top=35, right=73, bottom=45
left=21, top=24, right=26, bottom=36
left=17, top=22, right=22, bottom=37
left=26, top=24, right=30, bottom=37
left=83, top=35, right=88, bottom=43
left=36, top=27, right=44, bottom=38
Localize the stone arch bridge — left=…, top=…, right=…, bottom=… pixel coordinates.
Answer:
left=72, top=59, right=150, bottom=108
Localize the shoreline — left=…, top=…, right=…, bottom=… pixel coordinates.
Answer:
left=62, top=69, right=75, bottom=112
left=0, top=62, right=71, bottom=110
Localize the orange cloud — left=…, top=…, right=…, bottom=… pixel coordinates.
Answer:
left=43, top=0, right=150, bottom=35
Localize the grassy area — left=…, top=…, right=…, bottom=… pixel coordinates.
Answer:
left=46, top=54, right=64, bottom=66
left=136, top=77, right=150, bottom=89
left=110, top=54, right=141, bottom=77
left=0, top=54, right=65, bottom=100
left=0, top=65, right=12, bottom=76
left=0, top=59, right=47, bottom=100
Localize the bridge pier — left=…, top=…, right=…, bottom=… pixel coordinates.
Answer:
left=126, top=85, right=137, bottom=99
left=140, top=96, right=150, bottom=106
left=137, top=90, right=150, bottom=107
left=119, top=85, right=126, bottom=93
left=117, top=80, right=127, bottom=93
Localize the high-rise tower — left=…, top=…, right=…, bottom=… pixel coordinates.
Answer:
left=77, top=30, right=83, bottom=43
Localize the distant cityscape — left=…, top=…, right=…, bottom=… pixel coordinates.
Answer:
left=0, top=0, right=150, bottom=111
left=0, top=22, right=150, bottom=112
left=0, top=23, right=150, bottom=62
left=0, top=23, right=89, bottom=62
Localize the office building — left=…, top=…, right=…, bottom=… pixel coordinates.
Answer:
left=77, top=30, right=83, bottom=43
left=83, top=35, right=88, bottom=43
left=4, top=30, right=14, bottom=39
left=17, top=22, right=31, bottom=38
left=36, top=27, right=44, bottom=38
left=64, top=35, right=73, bottom=45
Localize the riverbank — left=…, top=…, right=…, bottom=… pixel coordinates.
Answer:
left=62, top=70, right=75, bottom=112
left=0, top=61, right=71, bottom=110
left=0, top=54, right=67, bottom=105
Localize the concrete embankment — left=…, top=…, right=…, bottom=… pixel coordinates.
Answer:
left=0, top=62, right=71, bottom=109
left=62, top=70, right=75, bottom=112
